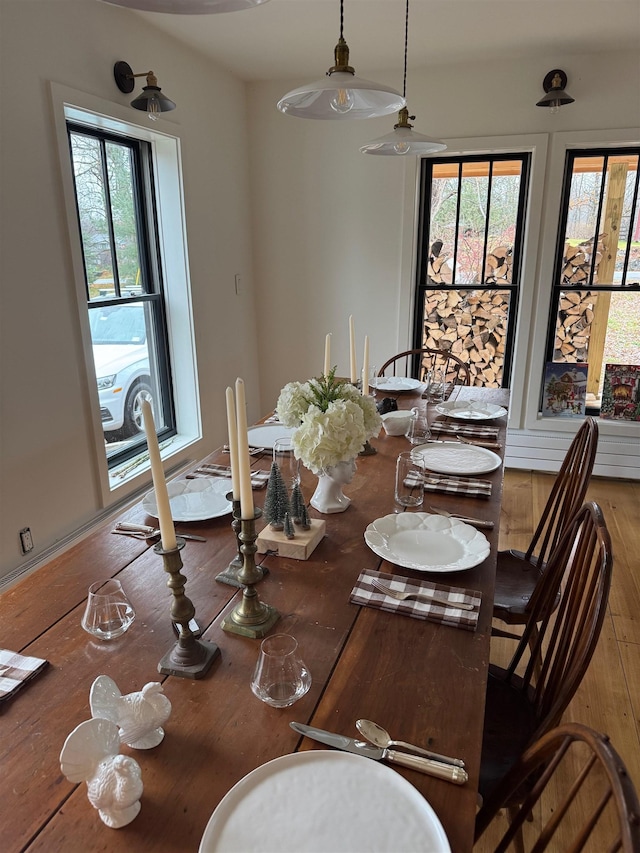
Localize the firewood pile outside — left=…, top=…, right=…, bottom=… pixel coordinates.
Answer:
left=424, top=242, right=514, bottom=387
left=553, top=236, right=605, bottom=363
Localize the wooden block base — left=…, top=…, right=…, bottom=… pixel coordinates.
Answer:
left=256, top=519, right=326, bottom=560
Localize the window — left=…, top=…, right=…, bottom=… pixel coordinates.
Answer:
left=414, top=154, right=531, bottom=387
left=67, top=125, right=175, bottom=467
left=544, top=147, right=640, bottom=414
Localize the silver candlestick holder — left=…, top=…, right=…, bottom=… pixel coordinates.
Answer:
left=216, top=494, right=269, bottom=587
left=221, top=508, right=279, bottom=639
left=156, top=538, right=220, bottom=679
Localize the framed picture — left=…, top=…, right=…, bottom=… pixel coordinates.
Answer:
left=541, top=363, right=588, bottom=418
left=600, top=364, right=640, bottom=421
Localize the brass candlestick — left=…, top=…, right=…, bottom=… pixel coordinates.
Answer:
left=221, top=508, right=279, bottom=638
left=156, top=538, right=220, bottom=679
left=359, top=439, right=377, bottom=456
left=216, top=495, right=268, bottom=588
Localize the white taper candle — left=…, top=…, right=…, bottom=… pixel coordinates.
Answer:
left=349, top=315, right=357, bottom=383
left=141, top=399, right=177, bottom=550
left=225, top=386, right=240, bottom=501
left=234, top=378, right=254, bottom=520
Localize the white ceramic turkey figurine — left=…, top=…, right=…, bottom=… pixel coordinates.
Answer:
left=59, top=718, right=143, bottom=828
left=90, top=675, right=172, bottom=749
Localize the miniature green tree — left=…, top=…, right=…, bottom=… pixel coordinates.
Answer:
left=283, top=512, right=295, bottom=540
left=297, top=500, right=311, bottom=531
left=290, top=482, right=305, bottom=524
left=263, top=461, right=290, bottom=530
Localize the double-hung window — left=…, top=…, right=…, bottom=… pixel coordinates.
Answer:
left=543, top=147, right=640, bottom=415
left=414, top=154, right=531, bottom=387
left=67, top=124, right=175, bottom=467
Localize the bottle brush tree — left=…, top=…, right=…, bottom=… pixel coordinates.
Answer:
left=263, top=461, right=290, bottom=530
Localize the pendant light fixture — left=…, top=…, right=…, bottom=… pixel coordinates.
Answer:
left=360, top=0, right=446, bottom=155
left=100, top=0, right=269, bottom=12
left=277, top=0, right=405, bottom=120
left=536, top=69, right=575, bottom=113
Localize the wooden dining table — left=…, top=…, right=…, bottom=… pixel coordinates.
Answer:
left=0, top=384, right=509, bottom=853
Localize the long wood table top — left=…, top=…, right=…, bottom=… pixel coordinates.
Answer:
left=0, top=385, right=509, bottom=853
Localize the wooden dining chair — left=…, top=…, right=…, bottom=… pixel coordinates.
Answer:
left=475, top=722, right=640, bottom=852
left=493, top=417, right=598, bottom=634
left=377, top=347, right=471, bottom=386
left=480, top=502, right=613, bottom=804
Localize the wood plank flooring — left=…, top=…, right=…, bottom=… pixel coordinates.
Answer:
left=475, top=471, right=640, bottom=851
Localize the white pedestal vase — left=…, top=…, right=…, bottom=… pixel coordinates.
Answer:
left=309, top=459, right=356, bottom=514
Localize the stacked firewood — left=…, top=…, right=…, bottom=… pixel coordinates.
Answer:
left=427, top=240, right=453, bottom=284
left=553, top=291, right=598, bottom=362
left=483, top=246, right=513, bottom=284
left=561, top=236, right=604, bottom=285
left=422, top=290, right=510, bottom=387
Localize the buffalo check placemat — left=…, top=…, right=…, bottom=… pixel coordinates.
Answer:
left=404, top=471, right=492, bottom=498
left=0, top=650, right=48, bottom=704
left=350, top=569, right=481, bottom=632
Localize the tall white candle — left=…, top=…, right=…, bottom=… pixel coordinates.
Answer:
left=324, top=333, right=331, bottom=376
left=234, top=378, right=254, bottom=520
left=225, top=386, right=240, bottom=501
left=141, top=400, right=177, bottom=550
left=349, top=315, right=357, bottom=383
left=362, top=335, right=370, bottom=395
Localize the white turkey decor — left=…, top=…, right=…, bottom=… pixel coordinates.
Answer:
left=90, top=675, right=172, bottom=749
left=59, top=718, right=143, bottom=828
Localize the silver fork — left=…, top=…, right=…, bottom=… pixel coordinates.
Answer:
left=428, top=506, right=494, bottom=529
left=371, top=579, right=474, bottom=611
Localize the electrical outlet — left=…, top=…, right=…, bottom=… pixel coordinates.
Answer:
left=19, top=527, right=34, bottom=555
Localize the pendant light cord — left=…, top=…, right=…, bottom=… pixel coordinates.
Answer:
left=339, top=0, right=344, bottom=40
left=403, top=0, right=409, bottom=99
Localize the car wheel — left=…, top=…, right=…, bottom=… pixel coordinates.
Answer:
left=123, top=380, right=153, bottom=437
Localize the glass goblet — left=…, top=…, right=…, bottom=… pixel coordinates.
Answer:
left=250, top=633, right=311, bottom=708
left=81, top=579, right=135, bottom=640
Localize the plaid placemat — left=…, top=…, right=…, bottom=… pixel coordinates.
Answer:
left=189, top=465, right=270, bottom=489
left=350, top=569, right=481, bottom=632
left=0, top=650, right=48, bottom=703
left=431, top=422, right=500, bottom=439
left=404, top=471, right=492, bottom=498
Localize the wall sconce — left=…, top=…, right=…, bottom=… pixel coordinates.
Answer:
left=114, top=61, right=176, bottom=121
left=536, top=69, right=575, bottom=114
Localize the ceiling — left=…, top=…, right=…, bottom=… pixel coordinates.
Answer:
left=106, top=0, right=640, bottom=84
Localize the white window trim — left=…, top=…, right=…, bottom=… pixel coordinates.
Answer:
left=399, top=133, right=549, bottom=430
left=524, top=127, right=640, bottom=440
left=50, top=82, right=201, bottom=506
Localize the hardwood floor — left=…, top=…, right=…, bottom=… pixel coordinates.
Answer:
left=475, top=470, right=640, bottom=851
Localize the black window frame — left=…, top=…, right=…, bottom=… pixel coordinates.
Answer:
left=414, top=153, right=532, bottom=388
left=67, top=122, right=175, bottom=468
left=543, top=145, right=640, bottom=414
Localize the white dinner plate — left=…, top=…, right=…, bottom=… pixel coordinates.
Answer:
left=434, top=400, right=507, bottom=420
left=247, top=423, right=296, bottom=449
left=142, top=478, right=232, bottom=522
left=365, top=512, right=490, bottom=573
left=199, top=750, right=450, bottom=853
left=413, top=443, right=501, bottom=475
left=371, top=376, right=423, bottom=393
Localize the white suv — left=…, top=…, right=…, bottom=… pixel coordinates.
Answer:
left=89, top=303, right=152, bottom=438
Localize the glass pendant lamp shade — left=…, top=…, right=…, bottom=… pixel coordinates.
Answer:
left=100, top=0, right=269, bottom=12
left=361, top=0, right=445, bottom=155
left=278, top=71, right=405, bottom=120
left=360, top=107, right=446, bottom=155
left=277, top=7, right=405, bottom=120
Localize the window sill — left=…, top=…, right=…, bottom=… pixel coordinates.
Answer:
left=106, top=430, right=201, bottom=494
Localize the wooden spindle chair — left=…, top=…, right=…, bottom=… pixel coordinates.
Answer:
left=493, top=417, right=598, bottom=635
left=480, top=502, right=613, bottom=806
left=475, top=723, right=640, bottom=852
left=377, top=347, right=471, bottom=387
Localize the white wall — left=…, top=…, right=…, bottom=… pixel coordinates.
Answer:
left=247, top=50, right=640, bottom=475
left=0, top=0, right=260, bottom=581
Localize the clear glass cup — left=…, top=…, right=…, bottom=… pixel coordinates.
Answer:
left=405, top=411, right=431, bottom=445
left=81, top=579, right=135, bottom=640
left=395, top=451, right=425, bottom=507
left=273, top=437, right=300, bottom=488
left=426, top=368, right=446, bottom=402
left=250, top=633, right=311, bottom=708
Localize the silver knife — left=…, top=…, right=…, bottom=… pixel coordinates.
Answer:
left=290, top=722, right=468, bottom=785
left=114, top=523, right=207, bottom=542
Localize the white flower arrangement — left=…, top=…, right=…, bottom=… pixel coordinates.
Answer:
left=276, top=370, right=382, bottom=474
